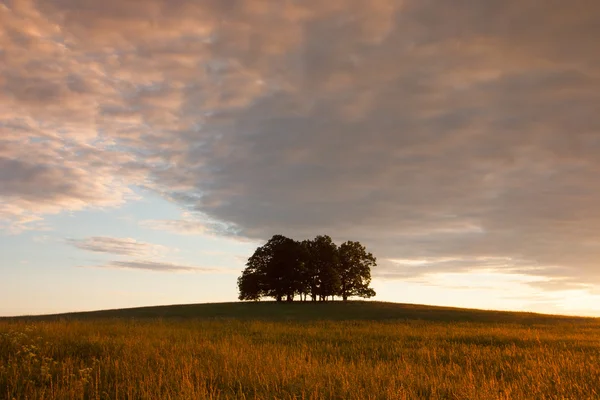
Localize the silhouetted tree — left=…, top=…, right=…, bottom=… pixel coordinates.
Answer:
left=300, top=239, right=319, bottom=301
left=303, top=235, right=340, bottom=301
left=238, top=234, right=303, bottom=302
left=295, top=243, right=311, bottom=301
left=237, top=240, right=271, bottom=301
left=268, top=235, right=304, bottom=302
left=337, top=241, right=377, bottom=301
left=238, top=235, right=376, bottom=303
left=237, top=268, right=263, bottom=301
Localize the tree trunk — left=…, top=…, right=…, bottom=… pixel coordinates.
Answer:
left=343, top=294, right=348, bottom=302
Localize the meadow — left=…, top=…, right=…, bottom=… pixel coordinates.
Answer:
left=1, top=301, right=600, bottom=399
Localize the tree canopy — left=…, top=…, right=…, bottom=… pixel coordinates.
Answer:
left=237, top=235, right=376, bottom=302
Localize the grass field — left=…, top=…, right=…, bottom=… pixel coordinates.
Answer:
left=2, top=301, right=600, bottom=399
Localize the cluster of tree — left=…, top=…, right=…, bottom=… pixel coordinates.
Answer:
left=237, top=235, right=376, bottom=302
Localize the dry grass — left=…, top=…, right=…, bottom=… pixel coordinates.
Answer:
left=1, top=303, right=600, bottom=399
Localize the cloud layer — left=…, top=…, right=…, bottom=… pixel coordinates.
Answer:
left=68, top=236, right=169, bottom=257
left=82, top=260, right=222, bottom=273
left=2, top=1, right=600, bottom=289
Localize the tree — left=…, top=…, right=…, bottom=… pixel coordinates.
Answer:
left=303, top=235, right=340, bottom=301
left=238, top=235, right=377, bottom=303
left=337, top=241, right=377, bottom=301
left=237, top=234, right=304, bottom=302
left=300, top=239, right=319, bottom=301
left=295, top=243, right=311, bottom=301
left=237, top=268, right=263, bottom=301
left=237, top=239, right=271, bottom=301
left=267, top=235, right=304, bottom=302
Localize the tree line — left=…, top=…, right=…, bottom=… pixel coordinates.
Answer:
left=237, top=234, right=376, bottom=302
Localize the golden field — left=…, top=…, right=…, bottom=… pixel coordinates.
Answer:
left=1, top=302, right=599, bottom=399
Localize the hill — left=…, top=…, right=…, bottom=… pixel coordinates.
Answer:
left=3, top=301, right=600, bottom=399
left=3, top=300, right=594, bottom=324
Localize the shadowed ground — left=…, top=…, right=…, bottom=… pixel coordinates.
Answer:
left=3, top=301, right=595, bottom=324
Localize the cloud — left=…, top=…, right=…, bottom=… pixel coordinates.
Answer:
left=141, top=219, right=209, bottom=235
left=67, top=236, right=170, bottom=257
left=2, top=0, right=600, bottom=290
left=139, top=209, right=238, bottom=236
left=69, top=236, right=234, bottom=273
left=82, top=260, right=225, bottom=273
left=139, top=211, right=256, bottom=243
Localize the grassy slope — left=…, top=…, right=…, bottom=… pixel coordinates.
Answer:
left=4, top=300, right=595, bottom=324
left=3, top=302, right=600, bottom=399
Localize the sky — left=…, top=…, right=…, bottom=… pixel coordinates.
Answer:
left=1, top=0, right=600, bottom=317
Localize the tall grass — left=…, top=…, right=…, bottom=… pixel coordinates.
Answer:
left=2, top=315, right=600, bottom=399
